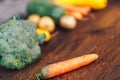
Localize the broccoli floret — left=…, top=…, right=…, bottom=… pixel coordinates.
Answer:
left=0, top=18, right=43, bottom=70
left=0, top=54, right=25, bottom=69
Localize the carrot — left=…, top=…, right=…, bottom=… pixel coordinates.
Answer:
left=36, top=54, right=99, bottom=80
left=66, top=10, right=83, bottom=20
left=67, top=6, right=91, bottom=16
left=54, top=2, right=91, bottom=16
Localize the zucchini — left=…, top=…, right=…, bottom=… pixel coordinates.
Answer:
left=27, top=0, right=66, bottom=23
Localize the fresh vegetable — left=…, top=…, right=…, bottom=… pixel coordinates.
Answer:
left=27, top=0, right=66, bottom=23
left=37, top=29, right=51, bottom=42
left=0, top=17, right=44, bottom=70
left=54, top=3, right=91, bottom=16
left=66, top=10, right=83, bottom=20
left=54, top=0, right=108, bottom=10
left=60, top=15, right=77, bottom=29
left=38, top=16, right=55, bottom=33
left=36, top=54, right=99, bottom=79
left=28, top=14, right=41, bottom=25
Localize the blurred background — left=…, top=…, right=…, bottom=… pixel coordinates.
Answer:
left=0, top=0, right=119, bottom=24
left=0, top=0, right=30, bottom=23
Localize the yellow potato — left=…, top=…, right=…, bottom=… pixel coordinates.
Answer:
left=38, top=16, right=55, bottom=33
left=60, top=15, right=77, bottom=29
left=28, top=14, right=41, bottom=25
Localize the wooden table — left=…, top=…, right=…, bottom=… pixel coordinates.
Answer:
left=0, top=0, right=120, bottom=80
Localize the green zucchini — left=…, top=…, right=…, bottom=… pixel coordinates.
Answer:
left=27, top=0, right=66, bottom=23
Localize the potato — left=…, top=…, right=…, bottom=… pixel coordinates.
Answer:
left=60, top=15, right=77, bottom=30
left=38, top=16, right=55, bottom=33
left=28, top=14, right=41, bottom=25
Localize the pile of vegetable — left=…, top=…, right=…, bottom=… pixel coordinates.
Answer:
left=27, top=0, right=108, bottom=42
left=0, top=17, right=45, bottom=70
left=27, top=0, right=78, bottom=31
left=26, top=0, right=107, bottom=79
left=27, top=0, right=66, bottom=23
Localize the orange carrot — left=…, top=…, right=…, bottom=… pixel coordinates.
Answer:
left=54, top=2, right=91, bottom=16
left=36, top=54, right=99, bottom=80
left=66, top=10, right=83, bottom=20
left=67, top=6, right=91, bottom=16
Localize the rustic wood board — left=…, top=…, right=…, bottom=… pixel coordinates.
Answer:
left=0, top=0, right=120, bottom=80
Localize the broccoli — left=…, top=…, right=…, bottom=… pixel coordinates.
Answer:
left=0, top=17, right=44, bottom=70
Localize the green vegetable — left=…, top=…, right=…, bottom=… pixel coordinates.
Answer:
left=0, top=17, right=44, bottom=70
left=27, top=0, right=66, bottom=23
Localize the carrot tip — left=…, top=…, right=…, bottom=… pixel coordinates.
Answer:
left=93, top=54, right=99, bottom=59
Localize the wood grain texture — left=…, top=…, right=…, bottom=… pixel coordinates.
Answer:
left=0, top=0, right=120, bottom=80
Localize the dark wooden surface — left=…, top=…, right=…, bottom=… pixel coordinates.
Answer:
left=0, top=0, right=120, bottom=80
